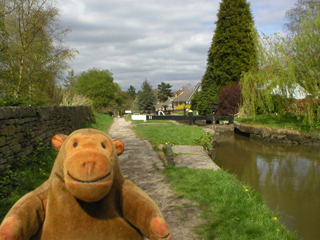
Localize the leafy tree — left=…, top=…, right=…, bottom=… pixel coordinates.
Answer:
left=157, top=82, right=173, bottom=102
left=74, top=68, right=116, bottom=111
left=196, top=0, right=257, bottom=115
left=285, top=0, right=320, bottom=35
left=113, top=83, right=134, bottom=114
left=240, top=33, right=298, bottom=120
left=137, top=79, right=157, bottom=112
left=290, top=11, right=320, bottom=95
left=240, top=9, right=320, bottom=127
left=0, top=0, right=76, bottom=105
left=118, top=90, right=133, bottom=113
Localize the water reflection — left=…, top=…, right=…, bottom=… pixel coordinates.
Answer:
left=214, top=131, right=320, bottom=240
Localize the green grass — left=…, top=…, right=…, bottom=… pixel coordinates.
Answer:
left=0, top=113, right=113, bottom=221
left=84, top=112, right=114, bottom=131
left=165, top=167, right=300, bottom=240
left=134, top=120, right=208, bottom=146
left=235, top=113, right=320, bottom=132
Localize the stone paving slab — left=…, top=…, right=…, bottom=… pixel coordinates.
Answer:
left=172, top=145, right=220, bottom=170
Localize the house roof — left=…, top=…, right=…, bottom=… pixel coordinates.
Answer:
left=157, top=97, right=174, bottom=107
left=172, top=83, right=201, bottom=104
left=172, top=91, right=193, bottom=103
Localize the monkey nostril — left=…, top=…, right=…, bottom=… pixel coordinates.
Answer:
left=83, top=162, right=96, bottom=167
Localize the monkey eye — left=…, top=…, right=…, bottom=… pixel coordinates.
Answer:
left=73, top=142, right=78, bottom=147
left=101, top=143, right=106, bottom=149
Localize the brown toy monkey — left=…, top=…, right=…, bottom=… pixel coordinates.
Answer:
left=0, top=128, right=171, bottom=240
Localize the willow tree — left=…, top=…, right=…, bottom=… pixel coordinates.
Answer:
left=241, top=8, right=320, bottom=127
left=285, top=0, right=320, bottom=35
left=195, top=0, right=257, bottom=115
left=0, top=0, right=76, bottom=105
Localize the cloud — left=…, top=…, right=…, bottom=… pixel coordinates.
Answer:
left=57, top=0, right=296, bottom=91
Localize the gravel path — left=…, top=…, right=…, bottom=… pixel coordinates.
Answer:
left=108, top=118, right=206, bottom=240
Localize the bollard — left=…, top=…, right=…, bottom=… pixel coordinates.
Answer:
left=188, top=110, right=193, bottom=125
left=165, top=144, right=175, bottom=167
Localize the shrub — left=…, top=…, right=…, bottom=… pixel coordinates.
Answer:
left=174, top=104, right=190, bottom=110
left=217, top=82, right=241, bottom=116
left=0, top=97, right=25, bottom=106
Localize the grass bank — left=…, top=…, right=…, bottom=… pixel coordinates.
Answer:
left=131, top=119, right=299, bottom=239
left=165, top=168, right=299, bottom=239
left=84, top=112, right=114, bottom=132
left=0, top=113, right=113, bottom=221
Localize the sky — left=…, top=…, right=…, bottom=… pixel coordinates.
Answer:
left=56, top=0, right=296, bottom=91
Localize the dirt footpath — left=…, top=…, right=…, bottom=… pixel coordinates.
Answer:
left=108, top=118, right=206, bottom=240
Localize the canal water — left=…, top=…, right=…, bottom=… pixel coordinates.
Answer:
left=212, top=128, right=320, bottom=240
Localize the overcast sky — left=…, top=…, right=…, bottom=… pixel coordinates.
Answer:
left=56, top=0, right=296, bottom=91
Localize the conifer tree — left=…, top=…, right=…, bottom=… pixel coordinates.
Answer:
left=195, top=0, right=257, bottom=115
left=157, top=82, right=173, bottom=102
left=137, top=79, right=157, bottom=112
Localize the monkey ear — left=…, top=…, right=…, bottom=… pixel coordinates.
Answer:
left=113, top=139, right=124, bottom=156
left=51, top=134, right=68, bottom=151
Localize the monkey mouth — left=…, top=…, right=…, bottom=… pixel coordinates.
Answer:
left=67, top=171, right=111, bottom=183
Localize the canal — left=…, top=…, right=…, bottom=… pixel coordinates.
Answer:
left=213, top=127, right=320, bottom=240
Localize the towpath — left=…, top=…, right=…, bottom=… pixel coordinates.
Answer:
left=108, top=117, right=215, bottom=239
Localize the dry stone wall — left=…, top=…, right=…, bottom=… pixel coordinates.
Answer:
left=0, top=106, right=94, bottom=169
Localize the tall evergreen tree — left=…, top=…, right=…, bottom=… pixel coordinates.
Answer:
left=127, top=85, right=137, bottom=99
left=137, top=79, right=157, bottom=112
left=195, top=0, right=257, bottom=115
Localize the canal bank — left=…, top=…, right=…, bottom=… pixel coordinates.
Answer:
left=212, top=123, right=320, bottom=240
left=234, top=121, right=320, bottom=145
